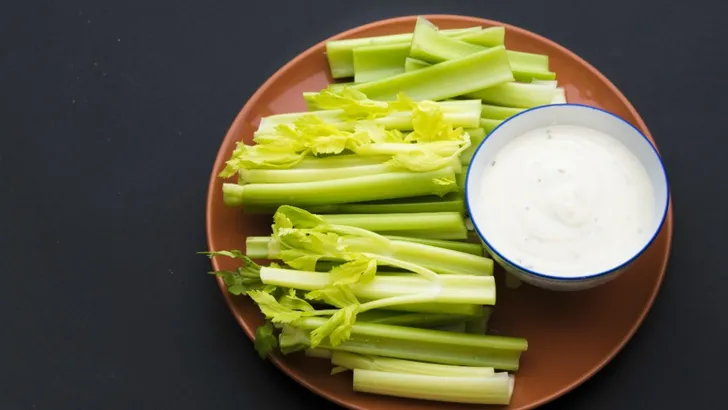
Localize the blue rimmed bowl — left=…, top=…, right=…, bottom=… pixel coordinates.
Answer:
left=466, top=104, right=669, bottom=291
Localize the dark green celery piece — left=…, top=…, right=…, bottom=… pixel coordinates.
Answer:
left=326, top=27, right=482, bottom=79
left=353, top=43, right=410, bottom=83
left=356, top=311, right=470, bottom=328
left=352, top=46, right=514, bottom=101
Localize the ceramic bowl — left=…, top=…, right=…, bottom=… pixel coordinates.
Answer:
left=466, top=104, right=670, bottom=291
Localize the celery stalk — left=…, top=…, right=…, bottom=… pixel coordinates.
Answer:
left=465, top=81, right=557, bottom=108
left=375, top=302, right=483, bottom=316
left=461, top=129, right=488, bottom=165
left=465, top=306, right=492, bottom=334
left=480, top=118, right=503, bottom=134
left=259, top=267, right=496, bottom=305
left=239, top=162, right=395, bottom=184
left=352, top=46, right=514, bottom=101
left=326, top=27, right=482, bottom=78
left=383, top=236, right=483, bottom=256
left=258, top=100, right=482, bottom=132
left=481, top=104, right=525, bottom=120
left=552, top=87, right=567, bottom=104
left=409, top=18, right=554, bottom=82
left=332, top=351, right=495, bottom=377
left=404, top=57, right=430, bottom=72
left=320, top=212, right=467, bottom=240
left=356, top=311, right=470, bottom=327
left=457, top=26, right=505, bottom=47
left=241, top=194, right=465, bottom=215
left=304, top=348, right=332, bottom=359
left=353, top=43, right=409, bottom=83
left=353, top=369, right=513, bottom=405
left=285, top=318, right=527, bottom=370
left=222, top=166, right=459, bottom=207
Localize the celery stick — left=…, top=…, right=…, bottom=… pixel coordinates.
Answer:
left=353, top=369, right=513, bottom=405
left=353, top=43, right=410, bottom=83
left=480, top=118, right=503, bottom=134
left=260, top=267, right=496, bottom=305
left=258, top=100, right=482, bottom=132
left=296, top=155, right=390, bottom=169
left=409, top=18, right=553, bottom=82
left=321, top=212, right=467, bottom=240
left=456, top=168, right=467, bottom=188
left=436, top=322, right=468, bottom=333
left=242, top=195, right=465, bottom=215
left=377, top=302, right=483, bottom=316
left=245, top=236, right=270, bottom=259
left=222, top=166, right=459, bottom=207
left=467, top=127, right=486, bottom=140
left=457, top=26, right=505, bottom=47
left=383, top=236, right=483, bottom=256
left=552, top=87, right=567, bottom=104
left=327, top=82, right=354, bottom=91
left=305, top=348, right=332, bottom=359
left=465, top=81, right=556, bottom=108
left=352, top=46, right=513, bottom=101
left=465, top=306, right=492, bottom=334
left=326, top=27, right=482, bottom=78
left=239, top=163, right=395, bottom=184
left=481, top=104, right=525, bottom=120
left=286, top=318, right=527, bottom=370
left=356, top=311, right=469, bottom=327
left=461, top=128, right=488, bottom=165
left=332, top=351, right=495, bottom=377
left=405, top=58, right=430, bottom=72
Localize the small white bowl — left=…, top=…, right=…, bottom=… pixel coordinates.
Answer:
left=465, top=104, right=669, bottom=291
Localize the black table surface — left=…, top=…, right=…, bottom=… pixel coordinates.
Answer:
left=2, top=1, right=726, bottom=409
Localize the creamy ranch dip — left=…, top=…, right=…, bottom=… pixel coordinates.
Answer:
left=478, top=125, right=656, bottom=277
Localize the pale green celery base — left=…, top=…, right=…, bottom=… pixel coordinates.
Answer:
left=353, top=46, right=514, bottom=101
left=481, top=104, right=525, bottom=120
left=332, top=351, right=495, bottom=377
left=227, top=166, right=458, bottom=207
left=326, top=27, right=482, bottom=79
left=353, top=369, right=513, bottom=405
left=245, top=236, right=270, bottom=259
left=353, top=43, right=409, bottom=83
left=465, top=82, right=556, bottom=108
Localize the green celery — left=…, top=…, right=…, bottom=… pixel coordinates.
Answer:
left=404, top=57, right=431, bottom=72
left=259, top=267, right=496, bottom=305
left=409, top=18, right=553, bottom=82
left=461, top=127, right=488, bottom=165
left=457, top=26, right=505, bottom=47
left=383, top=236, right=483, bottom=256
left=241, top=194, right=465, bottom=215
left=481, top=104, right=525, bottom=120
left=480, top=118, right=503, bottom=134
left=239, top=162, right=394, bottom=184
left=327, top=82, right=354, bottom=91
left=465, top=306, right=492, bottom=334
left=375, top=302, right=483, bottom=316
left=352, top=46, right=513, bottom=101
left=355, top=311, right=470, bottom=327
left=332, top=351, right=495, bottom=377
left=353, top=369, right=514, bottom=405
left=456, top=167, right=467, bottom=187
left=465, top=81, right=557, bottom=108
left=353, top=43, right=410, bottom=83
left=285, top=318, right=527, bottom=370
left=222, top=166, right=459, bottom=207
left=320, top=212, right=467, bottom=240
left=326, top=27, right=482, bottom=78
left=296, top=155, right=391, bottom=169
left=304, top=348, right=332, bottom=359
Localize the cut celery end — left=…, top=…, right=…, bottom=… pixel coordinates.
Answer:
left=480, top=118, right=503, bottom=134
left=378, top=301, right=483, bottom=316
left=332, top=351, right=495, bottom=377
left=404, top=57, right=431, bottom=72
left=552, top=87, right=567, bottom=104
left=321, top=212, right=467, bottom=240
left=260, top=267, right=496, bottom=305
left=481, top=104, right=525, bottom=120
left=353, top=369, right=513, bottom=405
left=353, top=46, right=514, bottom=101
left=458, top=26, right=506, bottom=47
left=465, top=82, right=556, bottom=108
left=222, top=166, right=459, bottom=207
left=326, top=26, right=482, bottom=79
left=356, top=311, right=470, bottom=328
left=384, top=236, right=483, bottom=256
left=353, top=43, right=409, bottom=83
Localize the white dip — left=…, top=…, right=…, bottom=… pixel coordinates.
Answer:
left=478, top=125, right=656, bottom=277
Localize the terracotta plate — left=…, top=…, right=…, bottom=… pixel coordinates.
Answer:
left=205, top=15, right=674, bottom=410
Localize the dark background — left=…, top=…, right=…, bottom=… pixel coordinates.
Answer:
left=1, top=0, right=726, bottom=409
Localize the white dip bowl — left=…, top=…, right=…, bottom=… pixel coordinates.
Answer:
left=466, top=104, right=669, bottom=291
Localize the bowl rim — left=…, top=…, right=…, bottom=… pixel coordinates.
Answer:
left=465, top=103, right=671, bottom=282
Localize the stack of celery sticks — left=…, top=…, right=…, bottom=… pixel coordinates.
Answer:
left=208, top=17, right=566, bottom=405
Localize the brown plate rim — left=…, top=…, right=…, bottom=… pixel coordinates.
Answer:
left=205, top=14, right=674, bottom=410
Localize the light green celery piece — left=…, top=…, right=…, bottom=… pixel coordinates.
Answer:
left=257, top=100, right=482, bottom=133
left=552, top=87, right=567, bottom=104
left=461, top=128, right=488, bottom=165
left=290, top=317, right=528, bottom=370
left=320, top=212, right=467, bottom=240
left=353, top=369, right=514, bottom=405
left=259, top=267, right=496, bottom=305
left=466, top=82, right=557, bottom=108
left=328, top=82, right=354, bottom=91
left=383, top=236, right=483, bottom=256
left=222, top=166, right=458, bottom=207
left=352, top=46, right=514, bottom=101
left=480, top=118, right=503, bottom=134
left=242, top=194, right=466, bottom=215
left=355, top=311, right=469, bottom=328
left=353, top=43, right=410, bottom=83
left=457, top=26, right=505, bottom=47
left=408, top=18, right=553, bottom=82
left=326, top=27, right=482, bottom=79
left=404, top=57, right=431, bottom=72
left=239, top=162, right=395, bottom=184
left=481, top=104, right=525, bottom=120
left=296, top=155, right=391, bottom=169
left=332, top=351, right=495, bottom=377
left=465, top=306, right=492, bottom=334
left=375, top=301, right=483, bottom=316
left=245, top=236, right=271, bottom=259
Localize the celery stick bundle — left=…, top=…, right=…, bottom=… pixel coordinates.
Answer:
left=204, top=206, right=526, bottom=405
